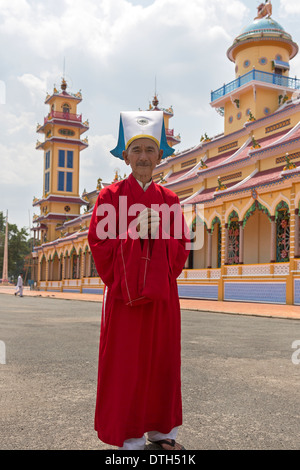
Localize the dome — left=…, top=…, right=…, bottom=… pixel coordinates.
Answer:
left=227, top=16, right=298, bottom=62
left=237, top=17, right=291, bottom=42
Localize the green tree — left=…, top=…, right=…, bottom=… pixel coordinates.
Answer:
left=0, top=212, right=32, bottom=282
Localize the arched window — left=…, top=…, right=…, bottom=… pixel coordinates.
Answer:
left=62, top=103, right=70, bottom=114
left=275, top=201, right=290, bottom=262
left=228, top=211, right=239, bottom=265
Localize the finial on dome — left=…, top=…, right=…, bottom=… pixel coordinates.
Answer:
left=255, top=0, right=272, bottom=20
left=152, top=94, right=159, bottom=108
left=61, top=78, right=67, bottom=91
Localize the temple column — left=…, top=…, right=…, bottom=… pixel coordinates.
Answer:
left=295, top=209, right=299, bottom=258
left=207, top=228, right=212, bottom=269
left=88, top=252, right=92, bottom=277
left=76, top=255, right=81, bottom=279
left=60, top=257, right=64, bottom=292
left=224, top=223, right=229, bottom=264
left=270, top=216, right=276, bottom=263
left=45, top=259, right=49, bottom=290
left=83, top=251, right=87, bottom=278
left=239, top=221, right=244, bottom=264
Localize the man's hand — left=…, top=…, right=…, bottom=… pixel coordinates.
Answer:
left=136, top=208, right=160, bottom=239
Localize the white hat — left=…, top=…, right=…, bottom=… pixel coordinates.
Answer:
left=110, top=110, right=174, bottom=160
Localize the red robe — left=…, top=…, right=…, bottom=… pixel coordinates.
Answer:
left=88, top=173, right=189, bottom=447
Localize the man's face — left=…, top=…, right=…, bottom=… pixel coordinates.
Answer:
left=122, top=138, right=163, bottom=182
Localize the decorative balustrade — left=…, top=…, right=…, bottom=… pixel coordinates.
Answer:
left=210, top=269, right=221, bottom=279
left=242, top=264, right=271, bottom=276
left=178, top=269, right=221, bottom=280
left=44, top=110, right=82, bottom=124
left=274, top=263, right=289, bottom=275
left=211, top=69, right=300, bottom=102
left=38, top=264, right=294, bottom=294
left=225, top=263, right=290, bottom=277
left=226, top=266, right=239, bottom=276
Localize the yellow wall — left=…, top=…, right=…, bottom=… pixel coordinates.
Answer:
left=234, top=43, right=290, bottom=78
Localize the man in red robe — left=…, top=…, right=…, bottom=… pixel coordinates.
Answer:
left=88, top=111, right=189, bottom=450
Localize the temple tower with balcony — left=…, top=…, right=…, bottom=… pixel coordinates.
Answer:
left=210, top=3, right=299, bottom=135
left=33, top=78, right=89, bottom=243
left=148, top=94, right=181, bottom=149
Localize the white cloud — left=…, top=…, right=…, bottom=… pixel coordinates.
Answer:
left=280, top=0, right=300, bottom=15
left=17, top=74, right=49, bottom=105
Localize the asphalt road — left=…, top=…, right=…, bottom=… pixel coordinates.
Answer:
left=0, top=294, right=299, bottom=450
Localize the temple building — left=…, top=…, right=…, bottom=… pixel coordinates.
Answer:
left=32, top=4, right=300, bottom=305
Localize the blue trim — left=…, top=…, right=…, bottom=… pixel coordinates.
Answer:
left=66, top=172, right=73, bottom=192
left=67, top=150, right=73, bottom=168
left=58, top=171, right=64, bottom=191
left=58, top=149, right=65, bottom=167
left=294, top=279, right=300, bottom=305
left=160, top=120, right=175, bottom=158
left=178, top=284, right=218, bottom=300
left=110, top=117, right=125, bottom=159
left=273, top=59, right=290, bottom=70
left=211, top=69, right=300, bottom=102
left=62, top=289, right=80, bottom=293
left=224, top=282, right=286, bottom=304
left=82, top=288, right=103, bottom=294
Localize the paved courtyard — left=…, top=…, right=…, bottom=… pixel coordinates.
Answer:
left=0, top=292, right=299, bottom=450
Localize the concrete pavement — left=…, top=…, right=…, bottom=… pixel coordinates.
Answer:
left=0, top=292, right=299, bottom=450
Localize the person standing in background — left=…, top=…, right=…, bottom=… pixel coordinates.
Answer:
left=14, top=273, right=23, bottom=297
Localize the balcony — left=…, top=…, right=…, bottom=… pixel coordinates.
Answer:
left=44, top=110, right=82, bottom=124
left=211, top=69, right=300, bottom=103
left=165, top=128, right=174, bottom=137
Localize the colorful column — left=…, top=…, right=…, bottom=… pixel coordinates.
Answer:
left=207, top=228, right=212, bottom=269
left=270, top=216, right=276, bottom=263
left=295, top=209, right=299, bottom=258
left=239, top=221, right=244, bottom=264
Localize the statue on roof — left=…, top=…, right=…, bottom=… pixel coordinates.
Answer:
left=255, top=0, right=272, bottom=20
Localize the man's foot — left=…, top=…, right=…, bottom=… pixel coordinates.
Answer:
left=149, top=439, right=185, bottom=450
left=14, top=292, right=17, bottom=296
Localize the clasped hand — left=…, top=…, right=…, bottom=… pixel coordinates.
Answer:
left=136, top=208, right=160, bottom=239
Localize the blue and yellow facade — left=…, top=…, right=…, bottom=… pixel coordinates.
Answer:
left=32, top=6, right=300, bottom=305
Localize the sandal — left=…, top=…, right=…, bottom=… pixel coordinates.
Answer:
left=149, top=438, right=186, bottom=450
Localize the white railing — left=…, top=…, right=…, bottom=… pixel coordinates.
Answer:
left=39, top=263, right=293, bottom=292
left=226, top=266, right=239, bottom=276
left=242, top=264, right=271, bottom=276
left=178, top=269, right=221, bottom=280
left=210, top=269, right=221, bottom=279
left=48, top=281, right=60, bottom=288
left=186, top=270, right=208, bottom=279
left=274, top=264, right=289, bottom=275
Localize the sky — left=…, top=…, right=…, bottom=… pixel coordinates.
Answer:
left=1, top=0, right=300, bottom=232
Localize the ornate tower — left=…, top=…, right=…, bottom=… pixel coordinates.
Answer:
left=33, top=78, right=89, bottom=243
left=210, top=1, right=299, bottom=135
left=148, top=94, right=181, bottom=149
